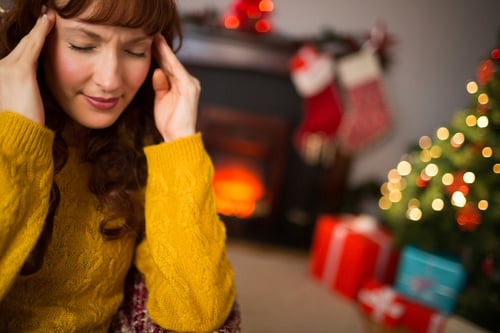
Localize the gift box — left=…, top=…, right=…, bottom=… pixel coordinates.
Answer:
left=394, top=246, right=466, bottom=314
left=358, top=279, right=406, bottom=328
left=358, top=279, right=447, bottom=333
left=399, top=296, right=447, bottom=333
left=309, top=214, right=398, bottom=299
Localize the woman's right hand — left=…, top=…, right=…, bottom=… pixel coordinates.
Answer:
left=0, top=8, right=55, bottom=125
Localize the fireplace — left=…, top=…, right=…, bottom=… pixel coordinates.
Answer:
left=198, top=106, right=290, bottom=221
left=179, top=24, right=351, bottom=248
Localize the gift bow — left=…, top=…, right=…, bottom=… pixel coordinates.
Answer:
left=359, top=286, right=405, bottom=322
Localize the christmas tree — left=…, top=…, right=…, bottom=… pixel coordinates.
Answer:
left=379, top=46, right=500, bottom=330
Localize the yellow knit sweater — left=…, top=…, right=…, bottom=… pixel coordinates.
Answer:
left=0, top=111, right=236, bottom=332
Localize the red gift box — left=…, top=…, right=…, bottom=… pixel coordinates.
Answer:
left=358, top=280, right=406, bottom=328
left=309, top=214, right=398, bottom=299
left=358, top=279, right=447, bottom=333
left=400, top=298, right=446, bottom=333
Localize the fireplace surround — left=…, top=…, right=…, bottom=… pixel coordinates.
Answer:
left=178, top=24, right=352, bottom=248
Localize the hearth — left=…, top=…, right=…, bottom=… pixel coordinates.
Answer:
left=179, top=24, right=352, bottom=248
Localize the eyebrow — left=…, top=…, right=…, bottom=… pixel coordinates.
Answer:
left=65, top=26, right=153, bottom=44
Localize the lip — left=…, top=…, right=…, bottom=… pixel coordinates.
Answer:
left=83, top=95, right=120, bottom=110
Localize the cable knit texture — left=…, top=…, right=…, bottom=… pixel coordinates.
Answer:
left=0, top=111, right=236, bottom=333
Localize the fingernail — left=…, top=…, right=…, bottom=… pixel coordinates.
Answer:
left=41, top=5, right=48, bottom=15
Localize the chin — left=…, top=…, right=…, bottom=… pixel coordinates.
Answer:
left=75, top=112, right=123, bottom=129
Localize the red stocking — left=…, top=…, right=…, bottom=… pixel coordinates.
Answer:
left=337, top=49, right=391, bottom=153
left=289, top=45, right=343, bottom=165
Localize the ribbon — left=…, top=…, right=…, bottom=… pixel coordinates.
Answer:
left=359, top=286, right=405, bottom=323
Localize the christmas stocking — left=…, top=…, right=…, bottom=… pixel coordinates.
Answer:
left=289, top=45, right=343, bottom=165
left=336, top=49, right=391, bottom=153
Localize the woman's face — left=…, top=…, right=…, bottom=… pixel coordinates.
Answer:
left=43, top=8, right=153, bottom=129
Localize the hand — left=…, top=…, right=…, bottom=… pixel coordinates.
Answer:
left=0, top=8, right=55, bottom=125
left=152, top=33, right=200, bottom=142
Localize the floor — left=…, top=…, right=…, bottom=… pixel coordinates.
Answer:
left=226, top=240, right=371, bottom=332
left=226, top=240, right=489, bottom=333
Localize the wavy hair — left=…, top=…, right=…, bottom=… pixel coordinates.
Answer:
left=0, top=0, right=182, bottom=274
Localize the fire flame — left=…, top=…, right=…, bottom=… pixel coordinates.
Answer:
left=213, top=164, right=265, bottom=219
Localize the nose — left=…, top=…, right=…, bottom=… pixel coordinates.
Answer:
left=93, top=49, right=122, bottom=93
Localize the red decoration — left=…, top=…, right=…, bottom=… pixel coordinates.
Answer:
left=309, top=214, right=399, bottom=300
left=336, top=50, right=391, bottom=153
left=289, top=45, right=344, bottom=164
left=477, top=104, right=489, bottom=115
left=491, top=48, right=500, bottom=60
left=223, top=0, right=274, bottom=34
left=456, top=202, right=481, bottom=231
left=416, top=175, right=429, bottom=188
left=482, top=255, right=495, bottom=277
left=444, top=171, right=468, bottom=196
left=477, top=59, right=495, bottom=85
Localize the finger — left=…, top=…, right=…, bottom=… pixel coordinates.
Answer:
left=153, top=33, right=189, bottom=79
left=152, top=68, right=170, bottom=93
left=14, top=8, right=56, bottom=63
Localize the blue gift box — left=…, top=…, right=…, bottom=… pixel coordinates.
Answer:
left=394, top=245, right=466, bottom=314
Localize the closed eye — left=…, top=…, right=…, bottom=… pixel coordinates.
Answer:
left=126, top=50, right=147, bottom=58
left=68, top=43, right=95, bottom=52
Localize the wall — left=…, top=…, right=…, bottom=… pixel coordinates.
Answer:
left=178, top=0, right=500, bottom=185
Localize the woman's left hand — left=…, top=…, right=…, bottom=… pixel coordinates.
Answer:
left=152, top=34, right=200, bottom=142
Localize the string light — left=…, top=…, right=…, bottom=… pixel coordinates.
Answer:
left=407, top=207, right=422, bottom=221
left=420, top=149, right=432, bottom=162
left=478, top=200, right=489, bottom=211
left=424, top=163, right=439, bottom=177
left=419, top=136, right=432, bottom=149
left=389, top=190, right=402, bottom=203
left=451, top=191, right=467, bottom=207
left=465, top=115, right=477, bottom=127
left=436, top=127, right=450, bottom=140
left=255, top=19, right=271, bottom=33
left=380, top=182, right=390, bottom=196
left=442, top=173, right=454, bottom=186
left=477, top=115, right=489, bottom=128
left=397, top=160, right=412, bottom=176
left=450, top=132, right=465, bottom=148
left=432, top=198, right=445, bottom=211
left=259, top=0, right=274, bottom=12
left=482, top=147, right=493, bottom=158
left=388, top=168, right=401, bottom=182
left=463, top=171, right=475, bottom=184
left=466, top=81, right=479, bottom=94
left=477, top=93, right=489, bottom=105
left=408, top=198, right=420, bottom=208
left=430, top=146, right=442, bottom=159
left=493, top=164, right=500, bottom=174
left=379, top=196, right=392, bottom=210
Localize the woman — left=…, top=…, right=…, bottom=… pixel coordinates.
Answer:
left=0, top=0, right=236, bottom=332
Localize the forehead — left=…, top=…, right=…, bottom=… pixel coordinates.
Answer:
left=50, top=0, right=159, bottom=34
left=54, top=12, right=151, bottom=42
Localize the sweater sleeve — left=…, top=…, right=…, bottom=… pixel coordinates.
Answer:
left=135, top=133, right=236, bottom=333
left=0, top=111, right=54, bottom=300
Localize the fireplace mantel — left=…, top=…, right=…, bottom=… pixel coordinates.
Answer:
left=177, top=24, right=296, bottom=75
